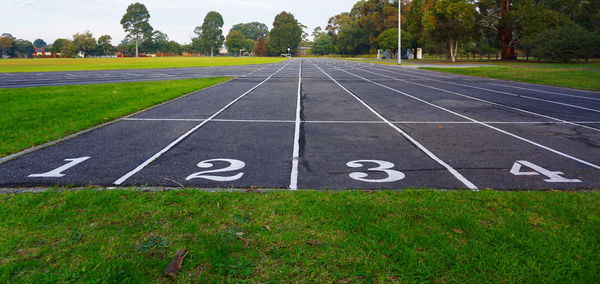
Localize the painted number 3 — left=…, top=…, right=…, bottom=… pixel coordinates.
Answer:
left=347, top=160, right=405, bottom=183
left=186, top=159, right=245, bottom=181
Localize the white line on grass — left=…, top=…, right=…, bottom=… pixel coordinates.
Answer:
left=333, top=64, right=600, bottom=170
left=310, top=60, right=479, bottom=190
left=113, top=59, right=295, bottom=185
left=289, top=60, right=303, bottom=190
left=354, top=65, right=600, bottom=133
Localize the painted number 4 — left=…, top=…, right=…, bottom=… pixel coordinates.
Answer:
left=510, top=160, right=581, bottom=183
left=186, top=159, right=245, bottom=182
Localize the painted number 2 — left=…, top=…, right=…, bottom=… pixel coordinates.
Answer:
left=186, top=159, right=245, bottom=182
left=347, top=160, right=405, bottom=183
left=510, top=160, right=581, bottom=183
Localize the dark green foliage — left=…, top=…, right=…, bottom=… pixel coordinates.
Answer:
left=312, top=33, right=335, bottom=55
left=195, top=11, right=225, bottom=56
left=267, top=12, right=303, bottom=55
left=527, top=24, right=600, bottom=62
left=230, top=22, right=269, bottom=40
left=33, top=39, right=47, bottom=48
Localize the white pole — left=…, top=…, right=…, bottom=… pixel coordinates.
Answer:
left=398, top=0, right=402, bottom=64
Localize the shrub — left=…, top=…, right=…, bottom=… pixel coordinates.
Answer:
left=526, top=24, right=600, bottom=62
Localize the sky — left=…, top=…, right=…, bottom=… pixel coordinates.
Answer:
left=0, top=0, right=355, bottom=44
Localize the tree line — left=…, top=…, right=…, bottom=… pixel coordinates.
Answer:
left=311, top=0, right=600, bottom=62
left=0, top=2, right=305, bottom=58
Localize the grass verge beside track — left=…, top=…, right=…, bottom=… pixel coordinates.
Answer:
left=0, top=190, right=597, bottom=282
left=0, top=78, right=230, bottom=157
left=0, top=57, right=287, bottom=73
left=422, top=62, right=600, bottom=91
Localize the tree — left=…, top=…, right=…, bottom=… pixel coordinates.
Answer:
left=225, top=30, right=246, bottom=55
left=231, top=22, right=269, bottom=40
left=422, top=0, right=477, bottom=62
left=61, top=41, right=78, bottom=57
left=253, top=37, right=267, bottom=56
left=33, top=39, right=47, bottom=48
left=165, top=41, right=181, bottom=54
left=267, top=11, right=303, bottom=55
left=526, top=24, right=600, bottom=62
left=120, top=2, right=153, bottom=57
left=377, top=28, right=413, bottom=58
left=195, top=11, right=225, bottom=56
left=0, top=33, right=15, bottom=58
left=13, top=40, right=35, bottom=58
left=72, top=31, right=97, bottom=57
left=97, top=35, right=113, bottom=55
left=312, top=32, right=335, bottom=55
left=48, top=38, right=69, bottom=54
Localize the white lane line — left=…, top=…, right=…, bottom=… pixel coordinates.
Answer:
left=113, top=59, right=295, bottom=185
left=123, top=117, right=600, bottom=124
left=334, top=65, right=600, bottom=170
left=364, top=63, right=600, bottom=113
left=289, top=60, right=303, bottom=190
left=486, top=82, right=600, bottom=102
left=311, top=60, right=479, bottom=190
left=356, top=65, right=600, bottom=133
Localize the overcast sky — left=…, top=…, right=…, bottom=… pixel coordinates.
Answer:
left=1, top=0, right=355, bottom=44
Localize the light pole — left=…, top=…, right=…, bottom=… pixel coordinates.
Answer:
left=398, top=0, right=402, bottom=64
left=287, top=47, right=291, bottom=58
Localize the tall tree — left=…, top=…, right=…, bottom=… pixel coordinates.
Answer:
left=72, top=31, right=97, bottom=57
left=377, top=28, right=413, bottom=58
left=195, top=11, right=225, bottom=56
left=231, top=22, right=269, bottom=40
left=225, top=30, right=254, bottom=55
left=120, top=2, right=153, bottom=57
left=423, top=0, right=477, bottom=62
left=97, top=35, right=113, bottom=55
left=312, top=32, right=335, bottom=55
left=253, top=37, right=267, bottom=56
left=267, top=11, right=303, bottom=55
left=0, top=33, right=15, bottom=59
left=33, top=39, right=47, bottom=48
left=48, top=38, right=69, bottom=54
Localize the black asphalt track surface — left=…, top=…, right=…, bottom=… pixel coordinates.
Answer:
left=1, top=58, right=599, bottom=190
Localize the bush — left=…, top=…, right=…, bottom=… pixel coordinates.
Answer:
left=526, top=24, right=600, bottom=62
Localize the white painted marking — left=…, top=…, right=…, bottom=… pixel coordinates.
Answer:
left=289, top=60, right=302, bottom=190
left=122, top=117, right=600, bottom=124
left=334, top=65, right=600, bottom=170
left=28, top=157, right=90, bottom=178
left=365, top=64, right=600, bottom=113
left=186, top=159, right=245, bottom=182
left=355, top=65, right=600, bottom=133
left=347, top=160, right=406, bottom=183
left=113, top=60, right=294, bottom=185
left=310, top=60, right=478, bottom=190
left=486, top=83, right=600, bottom=102
left=510, top=160, right=581, bottom=183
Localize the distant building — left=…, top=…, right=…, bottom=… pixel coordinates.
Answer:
left=34, top=46, right=60, bottom=57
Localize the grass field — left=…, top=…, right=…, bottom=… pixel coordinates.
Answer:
left=0, top=78, right=230, bottom=157
left=0, top=189, right=597, bottom=282
left=422, top=61, right=600, bottom=91
left=0, top=57, right=287, bottom=73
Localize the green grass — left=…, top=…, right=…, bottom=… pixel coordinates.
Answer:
left=422, top=61, right=600, bottom=91
left=0, top=190, right=597, bottom=282
left=0, top=57, right=287, bottom=73
left=0, top=78, right=230, bottom=157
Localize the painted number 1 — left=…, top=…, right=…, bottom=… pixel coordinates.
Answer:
left=510, top=160, right=581, bottom=183
left=28, top=157, right=90, bottom=178
left=347, top=160, right=405, bottom=183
